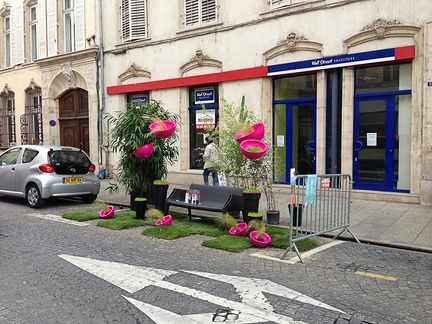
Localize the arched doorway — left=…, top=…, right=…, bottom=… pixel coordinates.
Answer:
left=58, top=89, right=90, bottom=154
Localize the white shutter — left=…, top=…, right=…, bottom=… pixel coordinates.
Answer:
left=185, top=0, right=199, bottom=27
left=130, top=0, right=147, bottom=39
left=292, top=0, right=306, bottom=4
left=201, top=0, right=217, bottom=23
left=47, top=0, right=57, bottom=56
left=75, top=0, right=85, bottom=50
left=121, top=0, right=131, bottom=41
left=38, top=0, right=47, bottom=59
left=15, top=4, right=25, bottom=64
left=10, top=7, right=16, bottom=66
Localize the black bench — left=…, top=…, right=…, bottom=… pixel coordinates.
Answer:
left=164, top=184, right=244, bottom=220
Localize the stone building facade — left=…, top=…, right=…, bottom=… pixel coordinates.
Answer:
left=1, top=0, right=432, bottom=205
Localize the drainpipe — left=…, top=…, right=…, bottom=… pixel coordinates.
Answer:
left=97, top=0, right=108, bottom=174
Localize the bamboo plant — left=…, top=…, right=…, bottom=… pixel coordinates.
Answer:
left=105, top=100, right=180, bottom=197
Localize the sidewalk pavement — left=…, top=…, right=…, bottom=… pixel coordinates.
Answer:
left=97, top=179, right=432, bottom=253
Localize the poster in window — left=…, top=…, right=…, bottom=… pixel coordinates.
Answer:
left=196, top=110, right=216, bottom=130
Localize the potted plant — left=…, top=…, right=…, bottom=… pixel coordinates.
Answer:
left=245, top=211, right=263, bottom=224
left=248, top=220, right=271, bottom=248
left=216, top=214, right=248, bottom=236
left=134, top=197, right=147, bottom=220
left=105, top=100, right=180, bottom=209
left=239, top=139, right=268, bottom=160
left=153, top=179, right=169, bottom=211
left=145, top=208, right=173, bottom=226
left=92, top=199, right=115, bottom=219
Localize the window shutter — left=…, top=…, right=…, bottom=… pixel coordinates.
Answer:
left=14, top=4, right=25, bottom=65
left=75, top=0, right=85, bottom=50
left=185, top=0, right=199, bottom=27
left=47, top=0, right=57, bottom=56
left=122, top=0, right=147, bottom=42
left=121, top=0, right=131, bottom=41
left=38, top=0, right=47, bottom=59
left=9, top=7, right=16, bottom=66
left=201, top=0, right=217, bottom=23
left=130, top=0, right=147, bottom=39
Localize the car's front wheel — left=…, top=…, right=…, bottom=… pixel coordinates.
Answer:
left=26, top=184, right=45, bottom=208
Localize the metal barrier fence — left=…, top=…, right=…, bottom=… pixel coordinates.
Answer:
left=281, top=174, right=360, bottom=263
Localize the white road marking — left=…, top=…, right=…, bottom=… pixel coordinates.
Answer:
left=28, top=213, right=89, bottom=226
left=251, top=240, right=346, bottom=264
left=185, top=270, right=344, bottom=313
left=59, top=254, right=345, bottom=323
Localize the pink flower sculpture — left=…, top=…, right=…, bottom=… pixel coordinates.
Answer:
left=149, top=120, right=176, bottom=139
left=99, top=205, right=115, bottom=219
left=240, top=139, right=268, bottom=160
left=155, top=215, right=173, bottom=226
left=249, top=231, right=271, bottom=248
left=133, top=143, right=153, bottom=158
left=235, top=122, right=265, bottom=143
left=228, top=222, right=248, bottom=236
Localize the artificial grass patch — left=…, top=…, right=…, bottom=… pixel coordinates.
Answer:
left=202, top=235, right=253, bottom=252
left=96, top=211, right=149, bottom=230
left=142, top=217, right=226, bottom=239
left=62, top=211, right=100, bottom=222
left=62, top=209, right=317, bottom=253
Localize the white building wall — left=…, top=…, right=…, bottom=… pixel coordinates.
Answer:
left=100, top=0, right=432, bottom=204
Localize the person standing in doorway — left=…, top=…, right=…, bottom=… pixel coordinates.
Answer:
left=200, top=137, right=219, bottom=186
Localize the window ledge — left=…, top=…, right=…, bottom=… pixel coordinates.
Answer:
left=176, top=22, right=224, bottom=36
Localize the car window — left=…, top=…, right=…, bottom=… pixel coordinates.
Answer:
left=49, top=150, right=89, bottom=164
left=22, top=148, right=39, bottom=164
left=0, top=147, right=22, bottom=165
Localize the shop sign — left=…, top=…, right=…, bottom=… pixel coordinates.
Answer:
left=195, top=89, right=215, bottom=104
left=268, top=46, right=414, bottom=76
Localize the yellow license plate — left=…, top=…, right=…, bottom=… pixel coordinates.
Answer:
left=64, top=177, right=83, bottom=184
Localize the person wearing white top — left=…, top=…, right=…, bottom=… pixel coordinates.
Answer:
left=200, top=137, right=219, bottom=186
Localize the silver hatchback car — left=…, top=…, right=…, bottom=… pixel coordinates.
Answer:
left=0, top=145, right=100, bottom=208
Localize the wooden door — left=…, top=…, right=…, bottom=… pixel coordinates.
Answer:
left=58, top=89, right=90, bottom=154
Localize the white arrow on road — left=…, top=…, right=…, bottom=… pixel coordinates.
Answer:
left=185, top=270, right=343, bottom=313
left=59, top=254, right=343, bottom=323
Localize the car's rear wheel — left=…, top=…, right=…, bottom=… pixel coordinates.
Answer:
left=81, top=194, right=98, bottom=203
left=26, top=184, right=45, bottom=208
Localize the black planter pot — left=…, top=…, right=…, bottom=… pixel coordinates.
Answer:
left=130, top=192, right=139, bottom=211
left=154, top=183, right=169, bottom=211
left=266, top=210, right=280, bottom=225
left=288, top=204, right=303, bottom=227
left=130, top=191, right=154, bottom=210
left=135, top=198, right=147, bottom=220
left=242, top=192, right=261, bottom=222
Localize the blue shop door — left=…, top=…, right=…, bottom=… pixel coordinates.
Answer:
left=274, top=101, right=316, bottom=183
left=353, top=97, right=397, bottom=191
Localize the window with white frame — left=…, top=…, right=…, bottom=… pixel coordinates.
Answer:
left=121, top=0, right=148, bottom=42
left=63, top=0, right=85, bottom=53
left=269, top=0, right=306, bottom=10
left=184, top=0, right=217, bottom=28
left=4, top=15, right=11, bottom=67
left=30, top=5, right=38, bottom=61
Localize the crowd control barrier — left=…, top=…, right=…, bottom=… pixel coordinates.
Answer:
left=281, top=174, right=360, bottom=263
